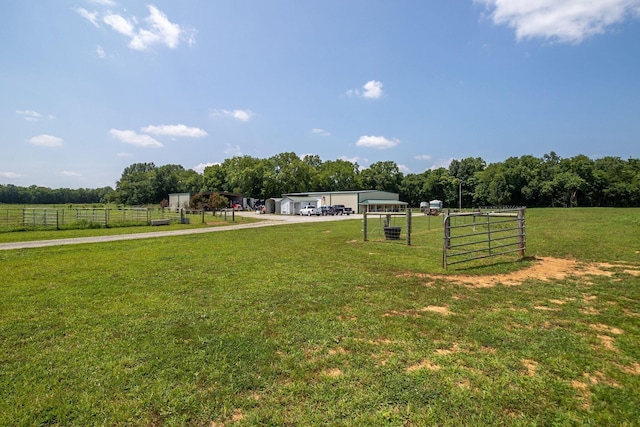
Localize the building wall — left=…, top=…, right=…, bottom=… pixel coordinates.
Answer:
left=169, top=193, right=191, bottom=210
left=321, top=194, right=357, bottom=209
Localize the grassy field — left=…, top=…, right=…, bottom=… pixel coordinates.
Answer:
left=1, top=208, right=639, bottom=426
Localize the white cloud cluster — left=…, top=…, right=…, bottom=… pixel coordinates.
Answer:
left=141, top=124, right=207, bottom=138
left=210, top=109, right=254, bottom=122
left=355, top=135, right=399, bottom=149
left=27, top=134, right=64, bottom=147
left=60, top=171, right=82, bottom=177
left=414, top=154, right=432, bottom=160
left=109, top=129, right=162, bottom=148
left=347, top=80, right=384, bottom=99
left=191, top=163, right=220, bottom=173
left=193, top=162, right=218, bottom=174
left=339, top=156, right=368, bottom=166
left=16, top=110, right=42, bottom=121
left=398, top=164, right=411, bottom=174
left=16, top=109, right=54, bottom=121
left=1, top=171, right=22, bottom=179
left=224, top=144, right=242, bottom=156
left=76, top=4, right=195, bottom=51
left=476, top=0, right=640, bottom=43
left=110, top=123, right=207, bottom=147
left=311, top=128, right=331, bottom=136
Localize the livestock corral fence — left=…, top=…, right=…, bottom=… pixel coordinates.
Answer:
left=0, top=206, right=236, bottom=232
left=443, top=207, right=526, bottom=269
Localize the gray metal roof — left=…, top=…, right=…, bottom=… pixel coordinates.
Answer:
left=281, top=196, right=321, bottom=202
left=284, top=190, right=396, bottom=196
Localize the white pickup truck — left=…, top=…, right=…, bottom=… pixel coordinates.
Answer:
left=299, top=205, right=320, bottom=216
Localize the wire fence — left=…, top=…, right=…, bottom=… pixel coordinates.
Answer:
left=0, top=206, right=240, bottom=232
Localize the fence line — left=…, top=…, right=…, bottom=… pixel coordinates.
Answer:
left=0, top=207, right=228, bottom=231
left=443, top=207, right=526, bottom=268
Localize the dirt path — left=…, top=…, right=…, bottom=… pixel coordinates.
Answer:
left=0, top=212, right=361, bottom=251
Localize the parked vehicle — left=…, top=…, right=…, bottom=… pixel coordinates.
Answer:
left=299, top=205, right=320, bottom=216
left=319, top=206, right=335, bottom=216
left=331, top=204, right=352, bottom=215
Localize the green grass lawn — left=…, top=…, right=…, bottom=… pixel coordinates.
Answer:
left=1, top=208, right=639, bottom=426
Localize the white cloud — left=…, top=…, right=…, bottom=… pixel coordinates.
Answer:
left=355, top=135, right=399, bottom=149
left=27, top=135, right=63, bottom=147
left=76, top=8, right=100, bottom=27
left=116, top=152, right=134, bottom=157
left=428, top=158, right=454, bottom=170
left=130, top=5, right=181, bottom=50
left=311, top=128, right=331, bottom=136
left=362, top=80, right=383, bottom=99
left=96, top=45, right=106, bottom=58
left=89, top=0, right=116, bottom=6
left=398, top=164, right=411, bottom=174
left=193, top=162, right=219, bottom=173
left=103, top=13, right=134, bottom=36
left=109, top=129, right=162, bottom=147
left=224, top=144, right=242, bottom=156
left=141, top=124, right=207, bottom=138
left=16, top=110, right=42, bottom=121
left=60, top=171, right=82, bottom=177
left=210, top=109, right=254, bottom=122
left=1, top=172, right=22, bottom=179
left=339, top=155, right=368, bottom=165
left=414, top=154, right=432, bottom=160
left=475, top=0, right=640, bottom=43
left=87, top=5, right=193, bottom=51
left=347, top=80, right=384, bottom=99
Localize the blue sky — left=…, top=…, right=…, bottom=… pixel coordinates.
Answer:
left=2, top=0, right=640, bottom=189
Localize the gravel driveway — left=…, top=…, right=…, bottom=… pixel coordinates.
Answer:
left=0, top=212, right=361, bottom=251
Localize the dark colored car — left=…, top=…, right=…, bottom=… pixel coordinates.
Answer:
left=331, top=204, right=352, bottom=215
left=319, top=206, right=335, bottom=216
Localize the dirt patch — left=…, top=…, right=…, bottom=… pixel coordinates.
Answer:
left=399, top=257, right=640, bottom=288
left=589, top=323, right=624, bottom=335
left=322, top=368, right=343, bottom=377
left=435, top=343, right=461, bottom=355
left=328, top=347, right=349, bottom=356
left=595, top=335, right=618, bottom=352
left=384, top=305, right=453, bottom=318
left=521, top=359, right=538, bottom=376
left=407, top=359, right=441, bottom=372
left=621, top=362, right=640, bottom=375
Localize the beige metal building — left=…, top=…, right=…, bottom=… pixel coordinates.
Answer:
left=266, top=190, right=401, bottom=214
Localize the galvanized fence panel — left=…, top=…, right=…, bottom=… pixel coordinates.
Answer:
left=22, top=208, right=59, bottom=228
left=443, top=207, right=526, bottom=268
left=363, top=211, right=412, bottom=244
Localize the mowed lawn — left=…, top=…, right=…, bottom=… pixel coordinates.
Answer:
left=1, top=208, right=639, bottom=426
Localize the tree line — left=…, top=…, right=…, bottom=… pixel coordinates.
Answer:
left=1, top=152, right=638, bottom=207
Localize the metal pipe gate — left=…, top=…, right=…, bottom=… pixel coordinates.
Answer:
left=443, top=207, right=525, bottom=268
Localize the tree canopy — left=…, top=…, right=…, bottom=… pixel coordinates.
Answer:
left=2, top=152, right=638, bottom=207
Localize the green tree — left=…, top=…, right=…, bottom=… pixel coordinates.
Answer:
left=112, top=162, right=157, bottom=205
left=209, top=193, right=229, bottom=212
left=448, top=157, right=486, bottom=208
left=316, top=159, right=361, bottom=191
left=360, top=161, right=402, bottom=193
left=400, top=173, right=426, bottom=207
